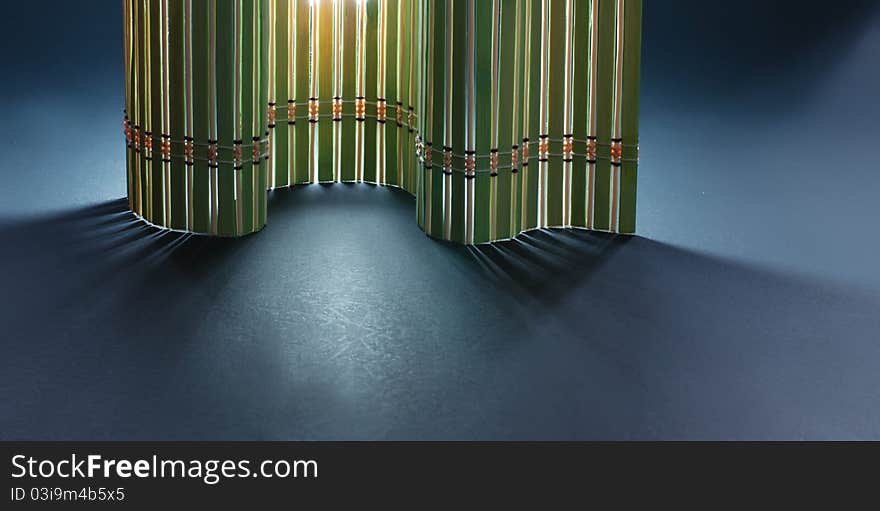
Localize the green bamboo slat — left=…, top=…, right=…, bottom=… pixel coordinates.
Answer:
left=137, top=0, right=149, bottom=220
left=258, top=0, right=269, bottom=226
left=413, top=0, right=423, bottom=196
left=248, top=0, right=266, bottom=232
left=414, top=0, right=424, bottom=226
left=363, top=0, right=378, bottom=183
left=215, top=0, right=235, bottom=236
left=494, top=0, right=516, bottom=241
left=160, top=0, right=171, bottom=228
left=258, top=0, right=267, bottom=223
left=399, top=0, right=412, bottom=192
left=407, top=0, right=416, bottom=192
left=419, top=0, right=434, bottom=231
left=522, top=0, right=541, bottom=231
left=190, top=0, right=209, bottom=232
left=415, top=0, right=425, bottom=225
left=445, top=0, right=464, bottom=243
left=617, top=0, right=641, bottom=234
left=472, top=0, right=492, bottom=244
left=429, top=0, right=444, bottom=236
left=273, top=0, right=289, bottom=187
left=341, top=0, right=358, bottom=182
left=139, top=0, right=149, bottom=220
left=123, top=0, right=132, bottom=212
left=293, top=0, right=310, bottom=184
left=124, top=0, right=134, bottom=212
left=318, top=0, right=334, bottom=182
left=570, top=0, right=590, bottom=228
left=307, top=3, right=317, bottom=183
left=592, top=0, right=615, bottom=231
left=416, top=0, right=426, bottom=227
left=402, top=0, right=413, bottom=191
left=415, top=0, right=424, bottom=195
left=168, top=1, right=187, bottom=229
left=134, top=0, right=142, bottom=216
left=142, top=0, right=150, bottom=219
left=397, top=0, right=407, bottom=190
left=241, top=0, right=255, bottom=234
left=142, top=0, right=153, bottom=221
left=190, top=0, right=209, bottom=233
left=545, top=0, right=566, bottom=228
left=510, top=0, right=525, bottom=236
left=385, top=0, right=398, bottom=186
left=150, top=0, right=165, bottom=225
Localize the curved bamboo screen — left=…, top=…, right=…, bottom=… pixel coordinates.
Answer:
left=122, top=0, right=641, bottom=243
left=123, top=0, right=270, bottom=236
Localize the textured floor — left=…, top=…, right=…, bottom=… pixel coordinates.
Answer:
left=2, top=184, right=878, bottom=440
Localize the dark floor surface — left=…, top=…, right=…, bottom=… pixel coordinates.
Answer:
left=2, top=185, right=878, bottom=440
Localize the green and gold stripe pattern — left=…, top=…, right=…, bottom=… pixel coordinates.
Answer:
left=416, top=0, right=641, bottom=243
left=123, top=0, right=641, bottom=242
left=264, top=0, right=422, bottom=192
left=123, top=0, right=270, bottom=237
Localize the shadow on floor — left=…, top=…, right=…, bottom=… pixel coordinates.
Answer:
left=1, top=187, right=878, bottom=440
left=464, top=229, right=629, bottom=305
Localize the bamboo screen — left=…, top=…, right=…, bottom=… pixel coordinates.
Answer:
left=122, top=0, right=641, bottom=242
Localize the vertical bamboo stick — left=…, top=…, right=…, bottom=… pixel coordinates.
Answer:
left=355, top=0, right=366, bottom=182
left=522, top=0, right=540, bottom=231
left=376, top=0, right=387, bottom=184
left=363, top=0, right=378, bottom=183
left=570, top=0, right=590, bottom=229
left=442, top=0, right=453, bottom=240
left=240, top=0, right=254, bottom=235
left=384, top=0, right=398, bottom=187
left=561, top=0, right=575, bottom=228
left=585, top=0, right=599, bottom=229
left=544, top=0, right=567, bottom=228
left=318, top=0, right=334, bottom=182
left=184, top=0, right=195, bottom=231
left=415, top=0, right=425, bottom=226
left=591, top=0, right=615, bottom=231
left=266, top=0, right=276, bottom=189
left=617, top=0, right=642, bottom=234
left=143, top=0, right=153, bottom=222
left=191, top=0, right=211, bottom=233
left=341, top=0, right=358, bottom=182
left=150, top=0, right=164, bottom=224
left=487, top=0, right=501, bottom=242
left=258, top=0, right=269, bottom=227
left=496, top=0, right=518, bottom=241
left=510, top=0, right=525, bottom=237
left=123, top=0, right=134, bottom=213
left=608, top=0, right=624, bottom=233
left=332, top=0, right=341, bottom=182
left=430, top=0, right=447, bottom=236
left=160, top=0, right=172, bottom=228
left=536, top=0, right=550, bottom=229
left=233, top=0, right=245, bottom=236
left=270, top=0, right=288, bottom=188
left=399, top=0, right=410, bottom=190
left=471, top=0, right=491, bottom=244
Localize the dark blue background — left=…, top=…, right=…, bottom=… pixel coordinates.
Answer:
left=1, top=1, right=878, bottom=440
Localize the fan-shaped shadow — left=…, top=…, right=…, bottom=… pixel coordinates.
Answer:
left=2, top=189, right=879, bottom=440
left=464, top=229, right=630, bottom=305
